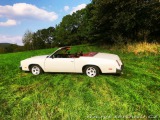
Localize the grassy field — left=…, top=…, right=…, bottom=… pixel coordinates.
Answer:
left=0, top=44, right=160, bottom=120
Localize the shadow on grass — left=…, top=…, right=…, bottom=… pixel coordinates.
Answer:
left=23, top=71, right=123, bottom=78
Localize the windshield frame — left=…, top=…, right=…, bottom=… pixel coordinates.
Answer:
left=48, top=46, right=71, bottom=58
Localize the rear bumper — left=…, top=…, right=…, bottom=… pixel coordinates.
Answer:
left=116, top=69, right=122, bottom=74
left=116, top=64, right=124, bottom=74
left=19, top=66, right=22, bottom=71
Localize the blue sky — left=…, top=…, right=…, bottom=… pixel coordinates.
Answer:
left=0, top=0, right=91, bottom=45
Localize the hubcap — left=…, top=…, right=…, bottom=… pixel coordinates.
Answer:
left=32, top=66, right=40, bottom=75
left=86, top=67, right=96, bottom=77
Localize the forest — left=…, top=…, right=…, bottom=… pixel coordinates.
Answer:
left=0, top=0, right=159, bottom=53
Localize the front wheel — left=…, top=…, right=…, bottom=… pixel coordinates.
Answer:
left=84, top=66, right=100, bottom=77
left=30, top=65, right=43, bottom=75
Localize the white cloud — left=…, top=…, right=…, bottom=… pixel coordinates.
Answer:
left=0, top=35, right=23, bottom=45
left=0, top=3, right=58, bottom=26
left=64, top=6, right=70, bottom=12
left=70, top=4, right=86, bottom=14
left=0, top=19, right=17, bottom=27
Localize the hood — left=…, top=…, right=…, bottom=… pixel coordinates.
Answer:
left=30, top=55, right=48, bottom=59
left=94, top=53, right=119, bottom=60
left=24, top=55, right=48, bottom=61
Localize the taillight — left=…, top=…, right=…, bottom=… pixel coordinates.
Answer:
left=116, top=60, right=120, bottom=66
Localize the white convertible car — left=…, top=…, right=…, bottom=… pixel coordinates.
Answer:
left=20, top=46, right=123, bottom=77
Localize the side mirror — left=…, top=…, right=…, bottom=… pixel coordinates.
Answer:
left=52, top=55, right=55, bottom=59
left=47, top=55, right=54, bottom=59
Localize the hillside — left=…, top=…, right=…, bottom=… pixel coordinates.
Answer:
left=0, top=43, right=13, bottom=48
left=0, top=43, right=24, bottom=53
left=0, top=44, right=160, bottom=119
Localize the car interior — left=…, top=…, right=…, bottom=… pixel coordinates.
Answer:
left=51, top=47, right=97, bottom=58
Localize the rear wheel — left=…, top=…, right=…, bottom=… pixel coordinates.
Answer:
left=30, top=65, right=43, bottom=75
left=84, top=66, right=99, bottom=77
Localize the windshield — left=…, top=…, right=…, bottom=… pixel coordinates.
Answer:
left=54, top=48, right=69, bottom=55
left=49, top=47, right=71, bottom=58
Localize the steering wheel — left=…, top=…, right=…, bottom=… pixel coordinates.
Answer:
left=78, top=51, right=83, bottom=56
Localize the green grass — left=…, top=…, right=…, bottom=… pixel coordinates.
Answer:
left=0, top=45, right=160, bottom=120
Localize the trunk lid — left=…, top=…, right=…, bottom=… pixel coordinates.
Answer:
left=94, top=53, right=119, bottom=60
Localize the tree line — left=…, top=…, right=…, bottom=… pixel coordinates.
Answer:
left=0, top=43, right=24, bottom=54
left=20, top=0, right=160, bottom=50
left=22, top=27, right=55, bottom=50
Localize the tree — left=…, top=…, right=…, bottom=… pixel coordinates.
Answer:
left=54, top=7, right=93, bottom=46
left=90, top=0, right=160, bottom=44
left=54, top=15, right=78, bottom=46
left=22, top=30, right=34, bottom=50
left=32, top=27, right=55, bottom=49
left=22, top=27, right=55, bottom=50
left=32, top=32, right=45, bottom=49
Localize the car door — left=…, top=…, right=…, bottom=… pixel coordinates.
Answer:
left=44, top=57, right=75, bottom=72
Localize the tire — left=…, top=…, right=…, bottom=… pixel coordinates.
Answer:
left=84, top=66, right=99, bottom=77
left=30, top=65, right=43, bottom=75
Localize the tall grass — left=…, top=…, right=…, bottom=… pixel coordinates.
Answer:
left=125, top=42, right=160, bottom=55
left=100, top=42, right=160, bottom=56
left=0, top=44, right=160, bottom=120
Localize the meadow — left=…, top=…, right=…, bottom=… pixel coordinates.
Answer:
left=0, top=44, right=160, bottom=120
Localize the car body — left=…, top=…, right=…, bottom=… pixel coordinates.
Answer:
left=20, top=46, right=123, bottom=77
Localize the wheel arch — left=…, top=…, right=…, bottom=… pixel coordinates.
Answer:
left=28, top=64, right=44, bottom=72
left=82, top=64, right=102, bottom=73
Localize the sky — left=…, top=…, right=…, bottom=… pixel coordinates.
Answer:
left=0, top=0, right=91, bottom=45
